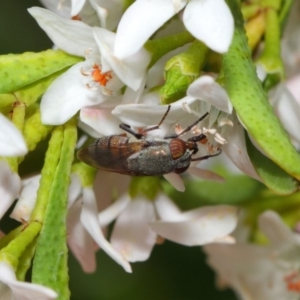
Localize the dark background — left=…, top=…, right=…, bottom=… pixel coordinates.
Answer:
left=0, top=1, right=236, bottom=299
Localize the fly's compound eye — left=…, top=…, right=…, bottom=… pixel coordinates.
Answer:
left=169, top=139, right=187, bottom=160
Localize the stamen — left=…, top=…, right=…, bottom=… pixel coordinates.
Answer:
left=191, top=126, right=202, bottom=135
left=175, top=124, right=184, bottom=135
left=102, top=87, right=113, bottom=96
left=82, top=63, right=114, bottom=93
left=57, top=0, right=65, bottom=10
left=203, top=128, right=217, bottom=135
left=219, top=118, right=234, bottom=127
left=182, top=102, right=202, bottom=118
left=86, top=82, right=99, bottom=91
left=214, top=132, right=227, bottom=145
left=182, top=102, right=192, bottom=113
left=80, top=67, right=91, bottom=76
left=91, top=65, right=112, bottom=86
left=284, top=271, right=300, bottom=293
left=84, top=48, right=93, bottom=59
left=71, top=15, right=81, bottom=21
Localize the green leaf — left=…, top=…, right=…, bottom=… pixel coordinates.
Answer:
left=32, top=120, right=77, bottom=300
left=0, top=50, right=82, bottom=94
left=224, top=0, right=300, bottom=181
left=246, top=133, right=298, bottom=195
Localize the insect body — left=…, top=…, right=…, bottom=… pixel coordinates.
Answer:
left=77, top=106, right=221, bottom=176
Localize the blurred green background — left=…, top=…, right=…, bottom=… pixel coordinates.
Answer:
left=0, top=1, right=236, bottom=299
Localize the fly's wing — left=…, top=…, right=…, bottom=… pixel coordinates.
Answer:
left=77, top=138, right=147, bottom=175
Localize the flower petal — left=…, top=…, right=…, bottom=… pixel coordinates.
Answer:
left=154, top=194, right=182, bottom=221
left=285, top=74, right=300, bottom=103
left=110, top=197, right=157, bottom=262
left=70, top=0, right=86, bottom=16
left=187, top=75, right=232, bottom=113
left=112, top=96, right=197, bottom=128
left=163, top=173, right=185, bottom=192
left=0, top=262, right=57, bottom=300
left=80, top=187, right=132, bottom=272
left=270, top=83, right=300, bottom=149
left=67, top=174, right=82, bottom=209
left=28, top=7, right=97, bottom=56
left=204, top=243, right=281, bottom=299
left=10, top=175, right=41, bottom=222
left=0, top=114, right=27, bottom=156
left=40, top=0, right=72, bottom=18
left=183, top=0, right=234, bottom=53
left=40, top=62, right=108, bottom=125
left=258, top=211, right=297, bottom=247
left=93, top=169, right=130, bottom=211
left=0, top=161, right=21, bottom=220
left=93, top=27, right=150, bottom=91
left=222, top=114, right=260, bottom=181
left=150, top=205, right=238, bottom=246
left=67, top=199, right=97, bottom=273
left=98, top=194, right=130, bottom=227
left=90, top=0, right=124, bottom=30
left=80, top=105, right=124, bottom=136
left=188, top=167, right=225, bottom=182
left=114, top=0, right=187, bottom=59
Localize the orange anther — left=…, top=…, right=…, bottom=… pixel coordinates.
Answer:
left=91, top=65, right=112, bottom=86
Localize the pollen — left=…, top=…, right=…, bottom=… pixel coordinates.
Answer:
left=91, top=64, right=112, bottom=86
left=71, top=15, right=81, bottom=21
left=284, top=271, right=300, bottom=293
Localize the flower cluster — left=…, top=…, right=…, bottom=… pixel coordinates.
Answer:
left=1, top=0, right=300, bottom=299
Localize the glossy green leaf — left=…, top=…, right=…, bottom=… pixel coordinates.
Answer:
left=0, top=50, right=82, bottom=94
left=224, top=0, right=300, bottom=181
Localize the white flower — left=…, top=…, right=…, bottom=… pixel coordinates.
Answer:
left=204, top=211, right=300, bottom=300
left=40, top=0, right=124, bottom=29
left=0, top=114, right=27, bottom=157
left=0, top=261, right=57, bottom=300
left=100, top=191, right=238, bottom=262
left=10, top=175, right=41, bottom=222
left=269, top=81, right=300, bottom=150
left=67, top=172, right=132, bottom=273
left=10, top=171, right=132, bottom=273
left=28, top=7, right=150, bottom=125
left=281, top=1, right=300, bottom=77
left=114, top=0, right=234, bottom=59
left=112, top=76, right=259, bottom=186
left=0, top=161, right=22, bottom=220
